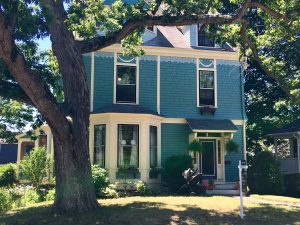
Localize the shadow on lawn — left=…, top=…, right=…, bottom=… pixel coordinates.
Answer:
left=0, top=201, right=300, bottom=225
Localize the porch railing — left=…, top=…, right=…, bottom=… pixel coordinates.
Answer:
left=279, top=158, right=299, bottom=174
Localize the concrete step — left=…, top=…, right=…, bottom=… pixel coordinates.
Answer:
left=207, top=189, right=240, bottom=196
left=215, top=183, right=237, bottom=190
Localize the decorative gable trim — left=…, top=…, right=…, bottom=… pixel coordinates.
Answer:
left=160, top=56, right=196, bottom=64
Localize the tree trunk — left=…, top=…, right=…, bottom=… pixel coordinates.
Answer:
left=52, top=126, right=98, bottom=213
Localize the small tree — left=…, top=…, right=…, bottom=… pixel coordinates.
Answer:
left=248, top=151, right=284, bottom=195
left=20, top=147, right=52, bottom=187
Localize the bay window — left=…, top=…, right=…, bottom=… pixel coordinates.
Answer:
left=94, top=125, right=106, bottom=167
left=118, top=124, right=139, bottom=167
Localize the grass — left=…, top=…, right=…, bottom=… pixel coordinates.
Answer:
left=250, top=194, right=300, bottom=204
left=0, top=196, right=300, bottom=225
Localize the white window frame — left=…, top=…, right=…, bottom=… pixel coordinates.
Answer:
left=114, top=52, right=139, bottom=104
left=196, top=24, right=217, bottom=48
left=146, top=26, right=157, bottom=34
left=196, top=58, right=217, bottom=108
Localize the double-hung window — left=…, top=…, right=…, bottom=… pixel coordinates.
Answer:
left=118, top=124, right=139, bottom=167
left=115, top=54, right=138, bottom=104
left=94, top=125, right=106, bottom=167
left=197, top=25, right=215, bottom=47
left=150, top=126, right=158, bottom=168
left=197, top=58, right=216, bottom=107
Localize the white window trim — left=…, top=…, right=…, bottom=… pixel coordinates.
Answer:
left=196, top=24, right=217, bottom=48
left=113, top=52, right=139, bottom=105
left=196, top=58, right=217, bottom=108
left=146, top=26, right=157, bottom=34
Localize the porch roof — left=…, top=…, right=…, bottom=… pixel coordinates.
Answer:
left=268, top=118, right=300, bottom=137
left=186, top=119, right=238, bottom=133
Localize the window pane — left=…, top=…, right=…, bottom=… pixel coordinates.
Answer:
left=200, top=71, right=214, bottom=88
left=199, top=89, right=215, bottom=106
left=217, top=140, right=221, bottom=164
left=118, top=124, right=139, bottom=167
left=94, top=125, right=105, bottom=167
left=150, top=126, right=158, bottom=168
left=116, top=65, right=137, bottom=103
left=198, top=26, right=215, bottom=47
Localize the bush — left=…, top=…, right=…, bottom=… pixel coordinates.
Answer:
left=284, top=174, right=300, bottom=197
left=136, top=181, right=147, bottom=195
left=0, top=164, right=17, bottom=187
left=91, top=165, right=109, bottom=197
left=21, top=189, right=41, bottom=204
left=226, top=139, right=239, bottom=153
left=100, top=184, right=119, bottom=199
left=45, top=189, right=55, bottom=201
left=0, top=188, right=13, bottom=213
left=163, top=155, right=193, bottom=190
left=20, top=147, right=52, bottom=187
left=248, top=151, right=284, bottom=195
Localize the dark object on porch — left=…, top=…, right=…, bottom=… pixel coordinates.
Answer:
left=186, top=118, right=238, bottom=132
left=179, top=168, right=204, bottom=195
left=0, top=144, right=18, bottom=164
left=163, top=155, right=193, bottom=190
left=248, top=151, right=284, bottom=195
left=284, top=173, right=300, bottom=197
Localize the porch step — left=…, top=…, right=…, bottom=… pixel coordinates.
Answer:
left=207, top=189, right=240, bottom=196
left=214, top=183, right=237, bottom=190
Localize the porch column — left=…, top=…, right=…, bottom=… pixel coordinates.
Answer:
left=16, top=140, right=22, bottom=178
left=297, top=135, right=300, bottom=173
left=274, top=138, right=278, bottom=159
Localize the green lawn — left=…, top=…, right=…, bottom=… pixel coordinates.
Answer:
left=250, top=194, right=300, bottom=205
left=1, top=196, right=300, bottom=225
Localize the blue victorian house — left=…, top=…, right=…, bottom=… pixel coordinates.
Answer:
left=17, top=24, right=246, bottom=189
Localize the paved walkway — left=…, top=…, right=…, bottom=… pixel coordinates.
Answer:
left=242, top=197, right=300, bottom=208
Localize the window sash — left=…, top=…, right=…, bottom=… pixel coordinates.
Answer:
left=116, top=65, right=137, bottom=103
left=118, top=124, right=139, bottom=167
left=199, top=70, right=215, bottom=106
left=150, top=126, right=158, bottom=168
left=94, top=125, right=106, bottom=167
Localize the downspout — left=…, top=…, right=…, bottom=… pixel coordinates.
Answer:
left=240, top=63, right=247, bottom=161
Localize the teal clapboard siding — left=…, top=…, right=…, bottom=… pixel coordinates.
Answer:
left=139, top=56, right=157, bottom=112
left=93, top=52, right=114, bottom=110
left=225, top=125, right=244, bottom=182
left=161, top=123, right=190, bottom=165
left=160, top=57, right=244, bottom=120
left=82, top=54, right=91, bottom=92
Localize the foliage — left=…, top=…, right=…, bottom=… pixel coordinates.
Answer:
left=20, top=147, right=52, bottom=187
left=45, top=189, right=55, bottom=201
left=248, top=151, right=284, bottom=195
left=226, top=139, right=239, bottom=153
left=189, top=139, right=203, bottom=153
left=21, top=189, right=41, bottom=205
left=0, top=164, right=17, bottom=187
left=100, top=184, right=119, bottom=199
left=0, top=188, right=13, bottom=213
left=91, top=165, right=109, bottom=198
left=135, top=181, right=147, bottom=196
left=163, top=155, right=193, bottom=190
left=284, top=174, right=300, bottom=197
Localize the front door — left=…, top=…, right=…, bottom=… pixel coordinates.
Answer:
left=199, top=140, right=216, bottom=178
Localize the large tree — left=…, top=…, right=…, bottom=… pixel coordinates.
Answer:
left=0, top=0, right=299, bottom=213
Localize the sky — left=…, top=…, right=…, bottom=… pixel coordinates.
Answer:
left=37, top=36, right=51, bottom=51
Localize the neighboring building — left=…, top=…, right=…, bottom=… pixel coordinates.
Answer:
left=0, top=143, right=18, bottom=165
left=268, top=119, right=300, bottom=174
left=17, top=23, right=247, bottom=185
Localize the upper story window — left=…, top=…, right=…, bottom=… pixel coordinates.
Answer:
left=115, top=54, right=138, bottom=104
left=94, top=125, right=106, bottom=167
left=197, top=58, right=217, bottom=107
left=197, top=25, right=215, bottom=47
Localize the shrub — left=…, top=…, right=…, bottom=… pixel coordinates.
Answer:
left=0, top=188, right=13, bottom=213
left=45, top=189, right=56, bottom=201
left=100, top=184, right=119, bottom=198
left=189, top=140, right=203, bottom=153
left=284, top=174, right=300, bottom=197
left=163, top=155, right=193, bottom=190
left=226, top=139, right=239, bottom=153
left=248, top=151, right=284, bottom=195
left=20, top=147, right=52, bottom=187
left=136, top=181, right=147, bottom=195
left=21, top=189, right=41, bottom=205
left=0, top=164, right=17, bottom=187
left=91, top=165, right=109, bottom=197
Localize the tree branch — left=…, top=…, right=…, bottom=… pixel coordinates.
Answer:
left=0, top=80, right=33, bottom=105
left=250, top=2, right=289, bottom=21
left=240, top=20, right=291, bottom=97
left=0, top=12, right=70, bottom=139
